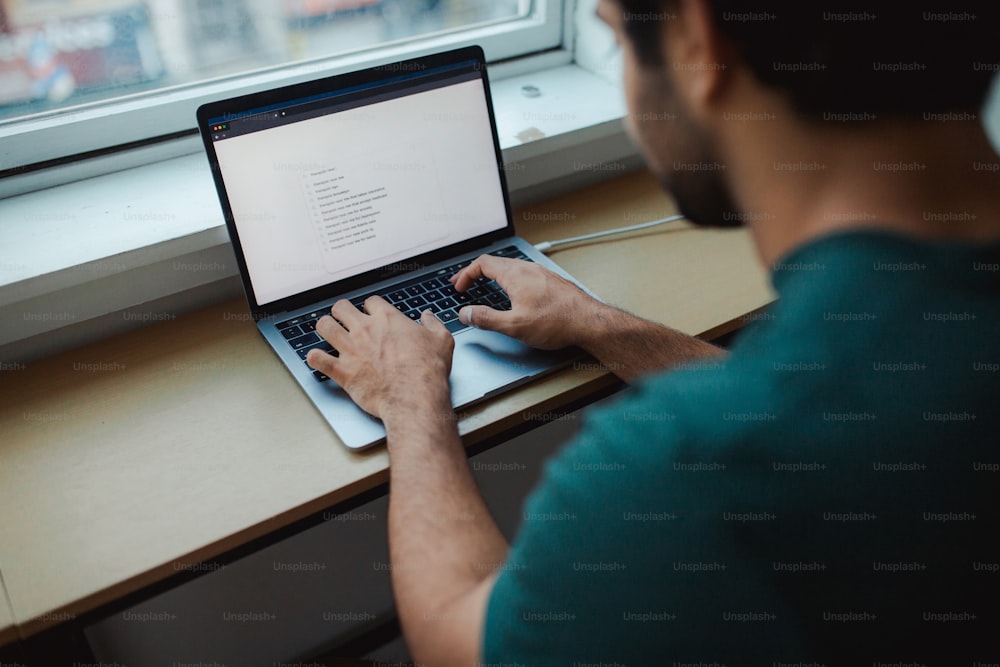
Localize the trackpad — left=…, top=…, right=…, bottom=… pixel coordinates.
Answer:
left=448, top=328, right=572, bottom=407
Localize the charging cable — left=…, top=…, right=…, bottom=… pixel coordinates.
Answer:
left=533, top=214, right=686, bottom=254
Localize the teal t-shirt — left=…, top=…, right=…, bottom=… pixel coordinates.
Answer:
left=483, top=231, right=1000, bottom=666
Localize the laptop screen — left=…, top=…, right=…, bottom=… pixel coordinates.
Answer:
left=205, top=59, right=508, bottom=307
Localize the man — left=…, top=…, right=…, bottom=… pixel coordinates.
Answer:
left=308, top=0, right=999, bottom=664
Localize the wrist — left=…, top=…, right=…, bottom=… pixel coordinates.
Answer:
left=381, top=375, right=454, bottom=433
left=575, top=299, right=622, bottom=354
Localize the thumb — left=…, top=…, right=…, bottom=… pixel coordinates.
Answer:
left=459, top=305, right=509, bottom=333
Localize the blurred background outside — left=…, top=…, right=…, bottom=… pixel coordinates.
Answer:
left=0, top=0, right=525, bottom=122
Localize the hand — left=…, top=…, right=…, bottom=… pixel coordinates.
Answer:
left=305, top=297, right=455, bottom=420
left=451, top=255, right=599, bottom=350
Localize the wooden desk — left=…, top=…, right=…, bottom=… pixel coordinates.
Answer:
left=0, top=170, right=773, bottom=644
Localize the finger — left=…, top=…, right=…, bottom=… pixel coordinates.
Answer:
left=305, top=347, right=338, bottom=379
left=458, top=304, right=512, bottom=333
left=421, top=308, right=449, bottom=334
left=330, top=299, right=364, bottom=330
left=362, top=294, right=394, bottom=315
left=452, top=255, right=507, bottom=292
left=315, top=314, right=349, bottom=348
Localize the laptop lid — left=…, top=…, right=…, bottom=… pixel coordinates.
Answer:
left=196, top=46, right=514, bottom=319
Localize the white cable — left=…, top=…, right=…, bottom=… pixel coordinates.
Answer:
left=533, top=214, right=686, bottom=254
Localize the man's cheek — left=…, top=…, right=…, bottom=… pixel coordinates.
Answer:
left=624, top=110, right=667, bottom=176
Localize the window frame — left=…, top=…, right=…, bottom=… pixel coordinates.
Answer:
left=0, top=0, right=564, bottom=181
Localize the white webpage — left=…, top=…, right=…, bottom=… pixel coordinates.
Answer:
left=214, top=78, right=508, bottom=305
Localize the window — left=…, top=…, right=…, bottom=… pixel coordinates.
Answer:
left=0, top=0, right=564, bottom=177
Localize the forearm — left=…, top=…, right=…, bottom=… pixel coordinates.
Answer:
left=580, top=301, right=726, bottom=382
left=383, top=386, right=507, bottom=663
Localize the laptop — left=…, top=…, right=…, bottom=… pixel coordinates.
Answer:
left=197, top=45, right=590, bottom=449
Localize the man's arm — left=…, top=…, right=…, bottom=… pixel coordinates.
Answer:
left=382, top=382, right=506, bottom=667
left=306, top=300, right=503, bottom=667
left=452, top=255, right=725, bottom=382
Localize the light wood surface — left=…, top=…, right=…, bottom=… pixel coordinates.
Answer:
left=0, top=170, right=774, bottom=642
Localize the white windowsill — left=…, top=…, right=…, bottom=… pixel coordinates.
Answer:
left=0, top=62, right=641, bottom=363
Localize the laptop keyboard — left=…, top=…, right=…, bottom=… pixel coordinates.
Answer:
left=275, top=245, right=530, bottom=383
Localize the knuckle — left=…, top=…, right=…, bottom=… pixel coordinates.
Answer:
left=475, top=306, right=492, bottom=326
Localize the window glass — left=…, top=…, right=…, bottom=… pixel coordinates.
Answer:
left=0, top=0, right=526, bottom=122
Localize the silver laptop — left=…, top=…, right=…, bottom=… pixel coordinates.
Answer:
left=197, top=46, right=589, bottom=449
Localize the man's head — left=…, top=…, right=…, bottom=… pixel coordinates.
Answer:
left=597, top=0, right=999, bottom=227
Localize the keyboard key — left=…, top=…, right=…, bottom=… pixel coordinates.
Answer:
left=423, top=278, right=442, bottom=290
left=312, top=370, right=330, bottom=383
left=439, top=284, right=456, bottom=296
left=406, top=296, right=427, bottom=309
left=444, top=261, right=469, bottom=277
left=350, top=297, right=367, bottom=311
left=388, top=290, right=408, bottom=303
left=301, top=321, right=316, bottom=333
left=490, top=246, right=526, bottom=259
left=486, top=293, right=507, bottom=307
left=454, top=292, right=471, bottom=304
left=277, top=316, right=304, bottom=330
left=394, top=303, right=408, bottom=313
left=288, top=332, right=319, bottom=349
left=281, top=325, right=302, bottom=339
left=423, top=289, right=442, bottom=302
left=297, top=341, right=337, bottom=360
left=437, top=309, right=458, bottom=323
left=469, top=286, right=487, bottom=298
left=438, top=297, right=457, bottom=309
left=444, top=319, right=467, bottom=334
left=405, top=285, right=426, bottom=297
left=404, top=310, right=422, bottom=321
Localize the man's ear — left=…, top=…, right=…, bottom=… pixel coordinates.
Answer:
left=664, top=0, right=732, bottom=114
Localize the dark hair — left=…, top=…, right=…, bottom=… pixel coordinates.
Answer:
left=618, top=0, right=998, bottom=117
